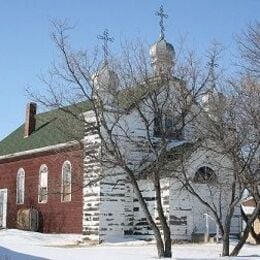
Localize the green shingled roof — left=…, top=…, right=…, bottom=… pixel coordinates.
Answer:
left=0, top=101, right=91, bottom=157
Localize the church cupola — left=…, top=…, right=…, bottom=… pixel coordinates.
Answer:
left=150, top=6, right=175, bottom=75
left=93, top=30, right=119, bottom=106
left=93, top=60, right=119, bottom=105
left=150, top=38, right=175, bottom=75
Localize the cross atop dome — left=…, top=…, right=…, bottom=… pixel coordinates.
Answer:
left=97, top=29, right=114, bottom=61
left=155, top=5, right=168, bottom=40
left=150, top=6, right=175, bottom=75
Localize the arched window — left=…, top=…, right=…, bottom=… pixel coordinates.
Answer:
left=193, top=166, right=217, bottom=184
left=38, top=164, right=48, bottom=203
left=16, top=168, right=25, bottom=204
left=61, top=161, right=72, bottom=202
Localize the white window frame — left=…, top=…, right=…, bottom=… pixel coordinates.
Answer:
left=38, top=164, right=48, bottom=203
left=0, top=189, right=8, bottom=228
left=61, top=161, right=72, bottom=202
left=16, top=168, right=25, bottom=205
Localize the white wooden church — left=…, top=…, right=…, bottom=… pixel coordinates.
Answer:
left=81, top=9, right=241, bottom=242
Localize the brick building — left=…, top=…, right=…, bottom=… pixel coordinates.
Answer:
left=0, top=102, right=87, bottom=233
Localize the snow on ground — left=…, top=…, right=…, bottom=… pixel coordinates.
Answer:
left=0, top=229, right=260, bottom=260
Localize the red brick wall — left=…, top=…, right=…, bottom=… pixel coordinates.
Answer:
left=0, top=148, right=83, bottom=233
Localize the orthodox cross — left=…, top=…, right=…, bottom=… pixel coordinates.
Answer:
left=155, top=5, right=168, bottom=40
left=97, top=29, right=114, bottom=61
left=207, top=56, right=219, bottom=69
left=207, top=57, right=219, bottom=89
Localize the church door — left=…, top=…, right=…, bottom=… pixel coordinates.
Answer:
left=0, top=189, right=7, bottom=228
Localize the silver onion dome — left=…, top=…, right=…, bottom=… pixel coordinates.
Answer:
left=149, top=38, right=175, bottom=74
left=93, top=61, right=119, bottom=105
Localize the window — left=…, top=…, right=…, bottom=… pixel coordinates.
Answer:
left=61, top=161, right=72, bottom=202
left=154, top=114, right=182, bottom=138
left=38, top=165, right=48, bottom=203
left=16, top=168, right=25, bottom=204
left=193, top=166, right=217, bottom=184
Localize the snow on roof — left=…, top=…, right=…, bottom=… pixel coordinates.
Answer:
left=166, top=140, right=191, bottom=151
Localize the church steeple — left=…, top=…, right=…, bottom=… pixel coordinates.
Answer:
left=149, top=5, right=175, bottom=75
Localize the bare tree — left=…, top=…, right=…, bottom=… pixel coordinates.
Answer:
left=237, top=21, right=260, bottom=78
left=228, top=21, right=260, bottom=254
left=27, top=20, right=212, bottom=258
left=28, top=19, right=260, bottom=258
left=171, top=56, right=260, bottom=256
left=228, top=75, right=260, bottom=255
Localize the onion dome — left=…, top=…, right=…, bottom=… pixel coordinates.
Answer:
left=93, top=61, right=119, bottom=106
left=149, top=38, right=175, bottom=74
left=150, top=5, right=175, bottom=74
left=202, top=88, right=217, bottom=109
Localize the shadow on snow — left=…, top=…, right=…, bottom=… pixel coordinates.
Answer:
left=0, top=246, right=45, bottom=260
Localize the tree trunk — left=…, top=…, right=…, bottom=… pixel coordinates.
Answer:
left=154, top=229, right=166, bottom=258
left=154, top=175, right=172, bottom=258
left=230, top=204, right=260, bottom=256
left=222, top=212, right=233, bottom=256
left=222, top=229, right=230, bottom=257
left=221, top=197, right=238, bottom=257
left=126, top=170, right=166, bottom=258
left=230, top=222, right=250, bottom=256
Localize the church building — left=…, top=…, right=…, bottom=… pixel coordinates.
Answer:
left=0, top=7, right=242, bottom=242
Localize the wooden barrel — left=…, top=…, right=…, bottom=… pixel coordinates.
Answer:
left=17, top=208, right=39, bottom=231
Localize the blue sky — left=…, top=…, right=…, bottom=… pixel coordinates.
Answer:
left=0, top=0, right=259, bottom=140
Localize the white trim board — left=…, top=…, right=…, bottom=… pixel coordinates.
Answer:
left=0, top=140, right=83, bottom=161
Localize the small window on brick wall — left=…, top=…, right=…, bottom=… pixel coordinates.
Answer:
left=61, top=161, right=72, bottom=202
left=38, top=164, right=48, bottom=203
left=16, top=168, right=25, bottom=204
